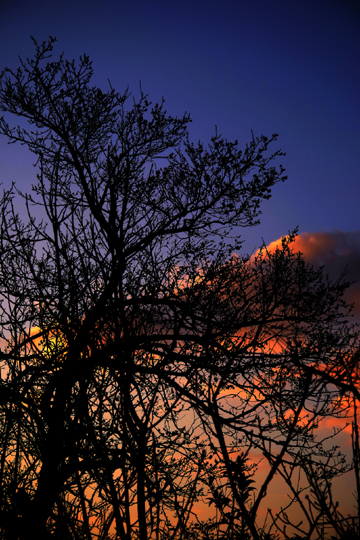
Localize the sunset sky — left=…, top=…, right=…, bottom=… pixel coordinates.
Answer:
left=1, top=0, right=360, bottom=528
left=0, top=0, right=359, bottom=293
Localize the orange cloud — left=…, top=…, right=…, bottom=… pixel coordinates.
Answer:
left=262, top=230, right=360, bottom=321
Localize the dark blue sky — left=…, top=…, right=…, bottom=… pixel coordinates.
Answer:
left=1, top=0, right=359, bottom=252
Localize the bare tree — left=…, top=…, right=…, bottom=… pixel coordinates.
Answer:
left=0, top=37, right=358, bottom=540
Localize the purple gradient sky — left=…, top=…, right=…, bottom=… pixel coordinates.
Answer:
left=0, top=0, right=359, bottom=252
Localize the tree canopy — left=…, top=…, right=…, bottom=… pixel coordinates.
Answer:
left=0, top=37, right=359, bottom=540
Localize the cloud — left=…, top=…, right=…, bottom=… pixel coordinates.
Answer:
left=265, top=230, right=360, bottom=321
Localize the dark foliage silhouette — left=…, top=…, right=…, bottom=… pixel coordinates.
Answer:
left=0, top=37, right=359, bottom=540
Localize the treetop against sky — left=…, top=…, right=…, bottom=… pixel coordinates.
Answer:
left=0, top=35, right=359, bottom=540
left=0, top=0, right=359, bottom=248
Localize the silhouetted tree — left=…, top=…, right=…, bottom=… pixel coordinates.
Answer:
left=0, top=37, right=358, bottom=540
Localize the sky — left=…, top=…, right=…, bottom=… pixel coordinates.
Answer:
left=1, top=0, right=359, bottom=301
left=1, top=0, right=359, bottom=249
left=1, top=1, right=359, bottom=287
left=0, top=0, right=360, bottom=526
